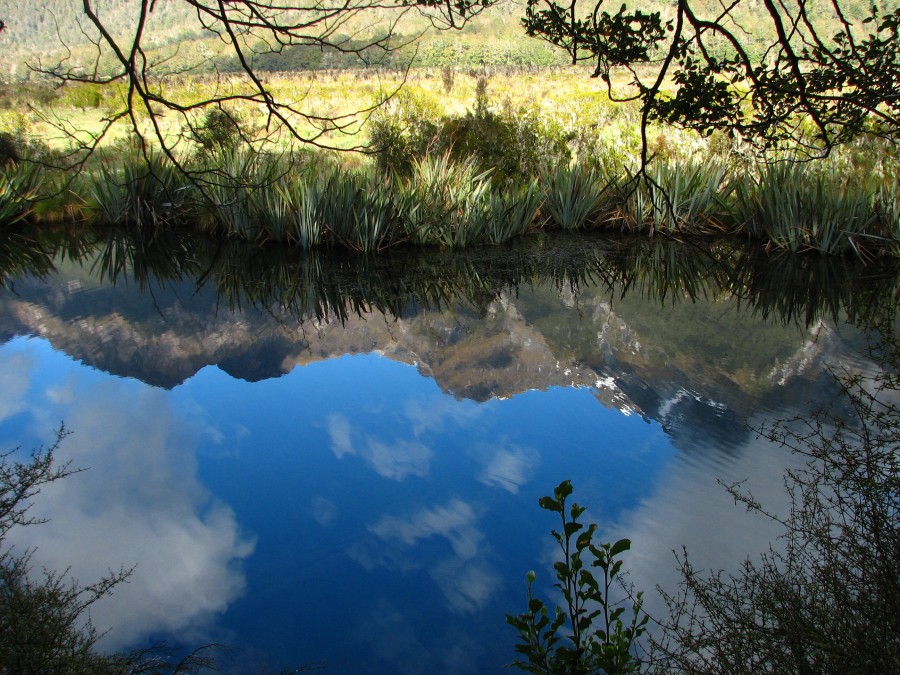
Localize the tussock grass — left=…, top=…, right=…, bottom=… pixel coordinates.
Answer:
left=85, top=151, right=190, bottom=228
left=735, top=163, right=878, bottom=255
left=539, top=161, right=613, bottom=231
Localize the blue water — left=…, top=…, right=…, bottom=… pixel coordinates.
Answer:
left=1, top=237, right=884, bottom=672
left=1, top=335, right=680, bottom=672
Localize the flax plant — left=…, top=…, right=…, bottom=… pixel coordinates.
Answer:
left=481, top=179, right=542, bottom=245
left=262, top=155, right=337, bottom=248
left=539, top=161, right=613, bottom=231
left=85, top=152, right=189, bottom=228
left=321, top=171, right=403, bottom=253
left=735, top=163, right=877, bottom=255
left=199, top=146, right=285, bottom=241
left=399, top=153, right=494, bottom=247
left=874, top=179, right=900, bottom=255
left=627, top=159, right=731, bottom=234
left=0, top=162, right=40, bottom=227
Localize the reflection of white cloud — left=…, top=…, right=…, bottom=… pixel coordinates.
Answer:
left=328, top=413, right=354, bottom=458
left=405, top=397, right=482, bottom=437
left=6, top=374, right=255, bottom=651
left=0, top=350, right=33, bottom=423
left=361, top=499, right=503, bottom=618
left=329, top=413, right=432, bottom=481
left=607, top=418, right=800, bottom=622
left=312, top=496, right=338, bottom=526
left=430, top=557, right=502, bottom=614
left=370, top=499, right=481, bottom=559
left=367, top=438, right=431, bottom=481
left=477, top=444, right=538, bottom=494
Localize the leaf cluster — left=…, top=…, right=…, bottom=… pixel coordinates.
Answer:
left=507, top=480, right=648, bottom=674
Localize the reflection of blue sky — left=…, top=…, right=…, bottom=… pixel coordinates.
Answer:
left=0, top=337, right=254, bottom=651
left=2, top=341, right=680, bottom=672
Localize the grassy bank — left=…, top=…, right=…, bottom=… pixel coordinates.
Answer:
left=1, top=69, right=898, bottom=257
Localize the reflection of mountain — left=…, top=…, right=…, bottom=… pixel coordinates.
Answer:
left=0, top=254, right=856, bottom=457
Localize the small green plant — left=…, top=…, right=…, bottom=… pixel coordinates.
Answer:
left=0, top=162, right=40, bottom=227
left=191, top=107, right=246, bottom=158
left=507, top=480, right=648, bottom=674
left=540, top=161, right=613, bottom=231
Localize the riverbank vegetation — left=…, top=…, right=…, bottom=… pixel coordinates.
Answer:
left=1, top=0, right=899, bottom=258
left=1, top=69, right=899, bottom=258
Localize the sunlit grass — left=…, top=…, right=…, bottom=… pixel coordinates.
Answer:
left=0, top=162, right=41, bottom=227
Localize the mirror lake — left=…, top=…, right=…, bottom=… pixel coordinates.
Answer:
left=1, top=228, right=896, bottom=673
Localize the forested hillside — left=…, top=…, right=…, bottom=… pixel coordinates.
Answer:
left=3, top=0, right=888, bottom=82
left=0, top=0, right=563, bottom=80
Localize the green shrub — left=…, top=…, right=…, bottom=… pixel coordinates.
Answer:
left=507, top=480, right=648, bottom=674
left=735, top=162, right=877, bottom=255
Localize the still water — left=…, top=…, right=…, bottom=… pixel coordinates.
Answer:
left=0, top=229, right=895, bottom=672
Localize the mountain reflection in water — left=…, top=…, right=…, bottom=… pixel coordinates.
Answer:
left=0, top=226, right=896, bottom=672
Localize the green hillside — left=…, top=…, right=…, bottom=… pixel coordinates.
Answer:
left=0, top=0, right=565, bottom=80
left=2, top=0, right=891, bottom=81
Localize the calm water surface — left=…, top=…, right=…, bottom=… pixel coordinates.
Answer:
left=0, top=230, right=895, bottom=672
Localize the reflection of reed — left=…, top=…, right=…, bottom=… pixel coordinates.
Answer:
left=8, top=226, right=898, bottom=331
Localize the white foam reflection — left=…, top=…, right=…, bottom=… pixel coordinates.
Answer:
left=1, top=343, right=255, bottom=651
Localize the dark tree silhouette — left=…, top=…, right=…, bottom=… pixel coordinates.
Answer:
left=523, top=0, right=900, bottom=162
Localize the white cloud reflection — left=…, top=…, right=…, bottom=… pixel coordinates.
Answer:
left=328, top=413, right=432, bottom=480
left=430, top=557, right=503, bottom=614
left=370, top=499, right=482, bottom=559
left=365, top=499, right=503, bottom=615
left=1, top=347, right=255, bottom=651
left=404, top=396, right=482, bottom=437
left=327, top=413, right=354, bottom=458
left=475, top=443, right=539, bottom=494
left=603, top=420, right=801, bottom=622
left=0, top=350, right=32, bottom=424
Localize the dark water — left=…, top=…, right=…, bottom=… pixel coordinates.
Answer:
left=0, top=227, right=896, bottom=672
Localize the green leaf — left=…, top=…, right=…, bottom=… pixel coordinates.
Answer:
left=539, top=496, right=561, bottom=512
left=554, top=480, right=573, bottom=500
left=564, top=521, right=584, bottom=538
left=610, top=538, right=632, bottom=557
